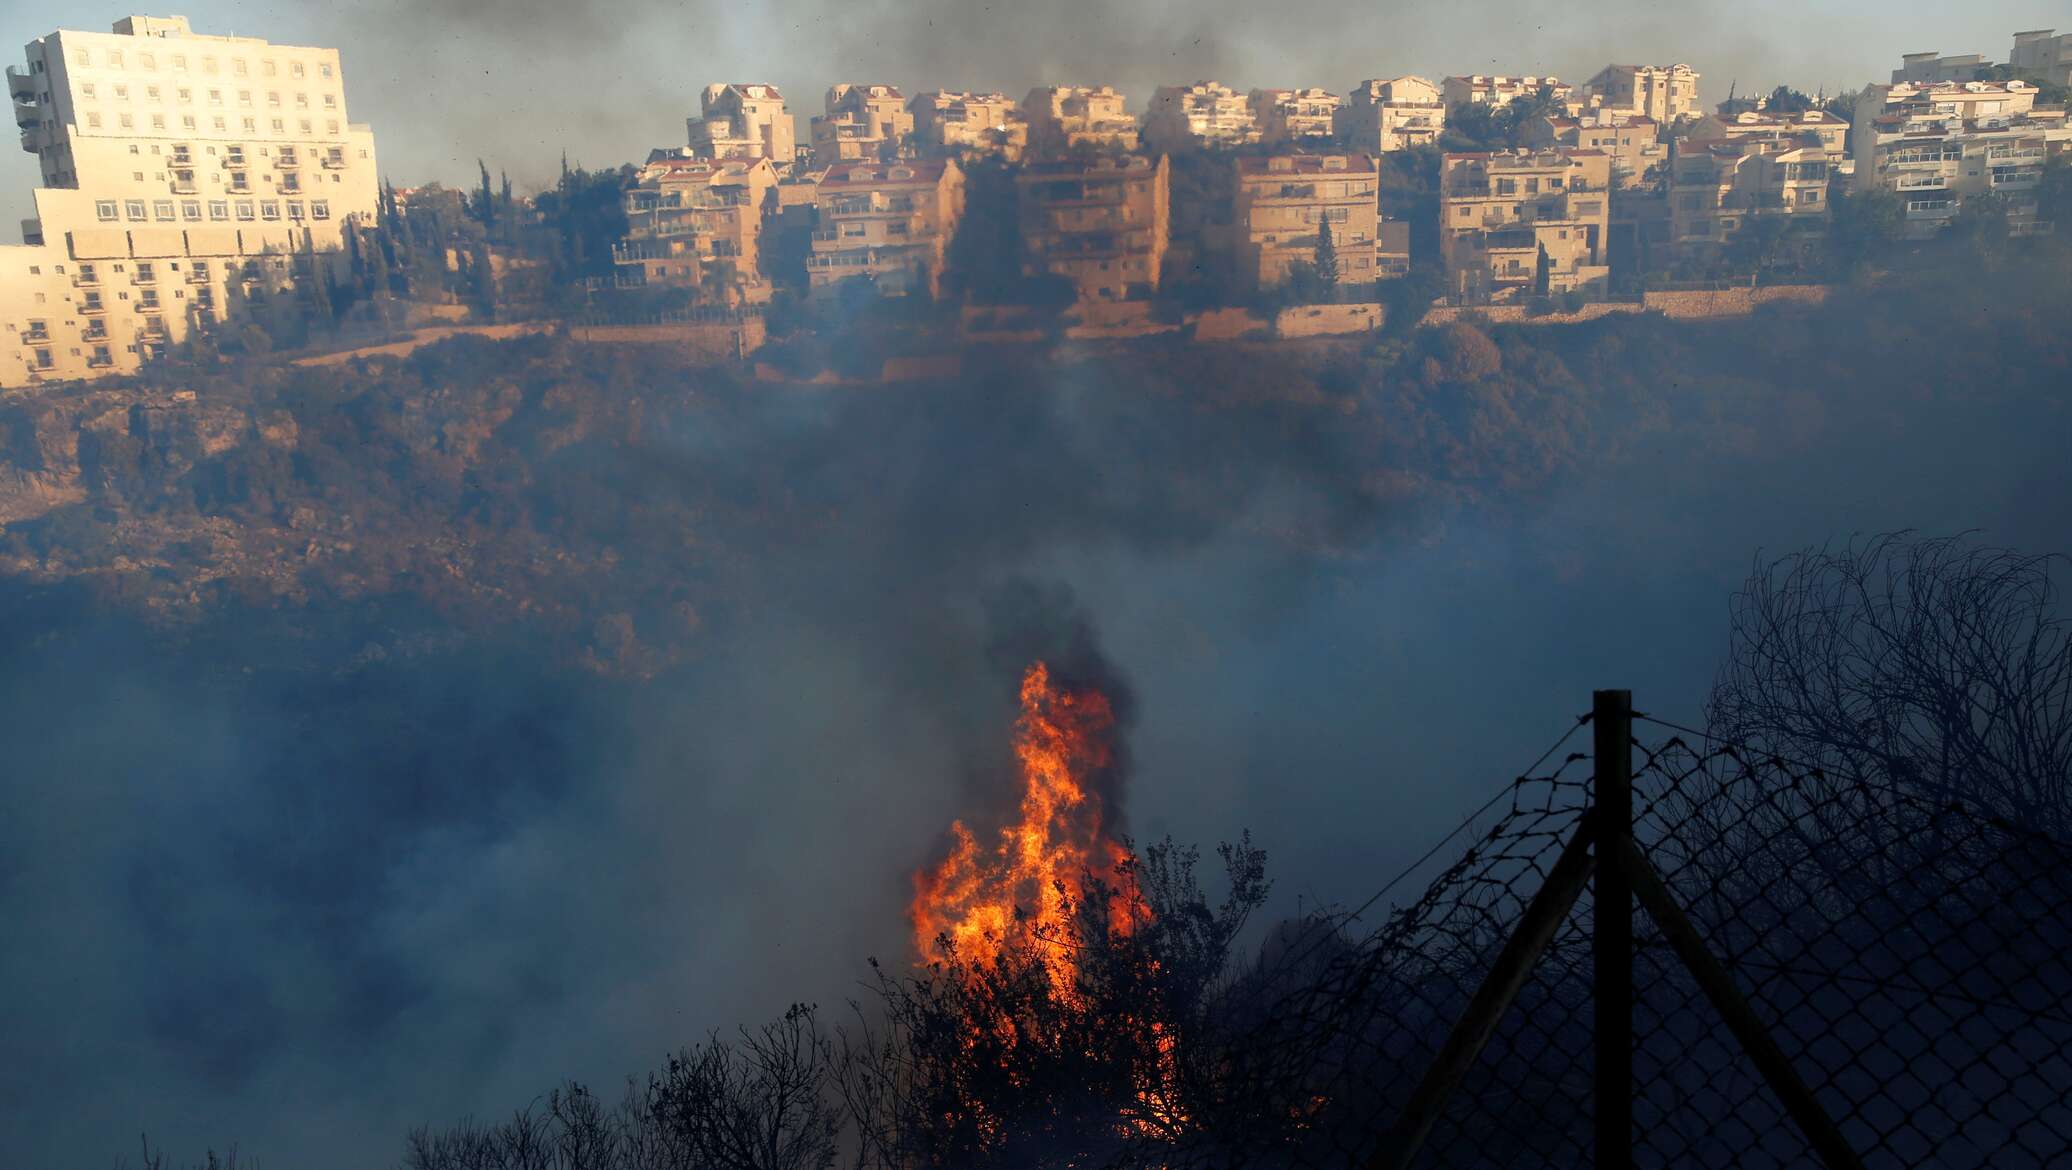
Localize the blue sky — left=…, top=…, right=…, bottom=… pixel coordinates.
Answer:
left=1, top=0, right=2060, bottom=228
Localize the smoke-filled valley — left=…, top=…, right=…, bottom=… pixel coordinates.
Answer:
left=3, top=248, right=2070, bottom=1167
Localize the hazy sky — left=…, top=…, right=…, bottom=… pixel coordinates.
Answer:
left=0, top=0, right=2060, bottom=228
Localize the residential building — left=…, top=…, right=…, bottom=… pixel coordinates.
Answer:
left=613, top=156, right=778, bottom=302
left=1020, top=86, right=1139, bottom=156
left=1016, top=154, right=1169, bottom=301
left=687, top=83, right=795, bottom=165
left=1851, top=80, right=2071, bottom=236
left=1579, top=64, right=1701, bottom=123
left=2010, top=30, right=2072, bottom=87
left=1667, top=133, right=1837, bottom=247
left=1684, top=108, right=1849, bottom=154
left=1438, top=149, right=1612, bottom=299
left=1521, top=111, right=1666, bottom=188
left=1232, top=153, right=1384, bottom=287
left=1442, top=75, right=1575, bottom=112
left=810, top=83, right=912, bottom=167
left=1375, top=219, right=1411, bottom=278
left=909, top=91, right=1027, bottom=160
left=805, top=159, right=964, bottom=297
left=3, top=14, right=379, bottom=387
left=1339, top=76, right=1445, bottom=153
left=1893, top=52, right=1993, bottom=85
left=1250, top=88, right=1343, bottom=145
left=1143, top=80, right=1259, bottom=151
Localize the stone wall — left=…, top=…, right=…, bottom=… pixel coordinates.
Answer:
left=1275, top=302, right=1383, bottom=337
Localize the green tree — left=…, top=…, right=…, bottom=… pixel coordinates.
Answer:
left=1766, top=85, right=1815, bottom=114
left=1827, top=186, right=1904, bottom=276
left=1314, top=213, right=1340, bottom=287
left=1531, top=242, right=1551, bottom=296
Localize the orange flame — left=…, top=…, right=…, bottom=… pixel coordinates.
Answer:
left=911, top=661, right=1140, bottom=987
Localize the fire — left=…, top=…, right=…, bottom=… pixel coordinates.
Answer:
left=910, top=661, right=1141, bottom=987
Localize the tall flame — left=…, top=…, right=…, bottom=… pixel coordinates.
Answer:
left=911, top=661, right=1140, bottom=986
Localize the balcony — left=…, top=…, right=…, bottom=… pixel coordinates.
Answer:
left=321, top=152, right=346, bottom=169
left=74, top=268, right=100, bottom=287
left=82, top=323, right=109, bottom=341
left=14, top=96, right=39, bottom=129
left=187, top=266, right=212, bottom=284
left=22, top=326, right=49, bottom=344
left=6, top=65, right=36, bottom=104
left=275, top=151, right=301, bottom=168
left=79, top=299, right=107, bottom=316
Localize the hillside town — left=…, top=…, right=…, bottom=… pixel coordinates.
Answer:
left=3, top=15, right=2071, bottom=387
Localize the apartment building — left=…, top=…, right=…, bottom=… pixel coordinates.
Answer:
left=1015, top=154, right=1169, bottom=301
left=613, top=156, right=777, bottom=302
left=1579, top=64, right=1701, bottom=124
left=1143, top=81, right=1259, bottom=151
left=1893, top=52, right=1993, bottom=85
left=1520, top=111, right=1666, bottom=188
left=1250, top=88, right=1343, bottom=145
left=1439, top=149, right=1612, bottom=299
left=1667, top=133, right=1836, bottom=247
left=909, top=91, right=1027, bottom=161
left=687, top=84, right=795, bottom=165
left=1684, top=108, right=1849, bottom=154
left=810, top=84, right=912, bottom=167
left=1020, top=86, right=1139, bottom=156
left=805, top=159, right=964, bottom=298
left=1233, top=153, right=1384, bottom=288
left=1339, top=77, right=1445, bottom=153
left=1851, top=80, right=2071, bottom=236
left=2010, top=29, right=2072, bottom=86
left=1442, top=75, right=1576, bottom=113
left=3, top=14, right=379, bottom=387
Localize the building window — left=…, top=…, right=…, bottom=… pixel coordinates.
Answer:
left=173, top=54, right=187, bottom=71
left=263, top=60, right=277, bottom=77
left=209, top=200, right=229, bottom=220
left=120, top=114, right=135, bottom=129
left=154, top=200, right=176, bottom=220
left=268, top=91, right=281, bottom=107
left=291, top=62, right=305, bottom=78
left=86, top=112, right=102, bottom=128
left=236, top=200, right=256, bottom=221
left=296, top=92, right=308, bottom=109
left=234, top=59, right=248, bottom=76
left=96, top=200, right=118, bottom=222
left=182, top=200, right=202, bottom=220
left=140, top=53, right=156, bottom=70
left=125, top=199, right=147, bottom=220
left=115, top=85, right=129, bottom=101
left=81, top=82, right=96, bottom=98
left=271, top=118, right=285, bottom=134
left=311, top=199, right=330, bottom=220
left=260, top=200, right=281, bottom=220
left=287, top=200, right=305, bottom=220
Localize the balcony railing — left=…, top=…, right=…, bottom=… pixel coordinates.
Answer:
left=79, top=300, right=107, bottom=316
left=23, top=327, right=49, bottom=343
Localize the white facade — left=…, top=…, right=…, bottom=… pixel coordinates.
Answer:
left=1340, top=77, right=1445, bottom=153
left=1851, top=80, right=2070, bottom=237
left=4, top=15, right=380, bottom=387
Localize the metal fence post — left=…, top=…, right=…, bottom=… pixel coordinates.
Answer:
left=1593, top=689, right=1634, bottom=1170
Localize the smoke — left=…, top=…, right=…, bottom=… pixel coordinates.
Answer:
left=4, top=244, right=2072, bottom=1168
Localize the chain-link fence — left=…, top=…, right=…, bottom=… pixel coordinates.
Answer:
left=1130, top=694, right=2072, bottom=1170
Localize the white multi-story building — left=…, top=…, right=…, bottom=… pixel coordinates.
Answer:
left=687, top=83, right=795, bottom=165
left=909, top=91, right=1026, bottom=160
left=1851, top=79, right=2071, bottom=236
left=1143, top=81, right=1259, bottom=151
left=3, top=15, right=379, bottom=387
left=810, top=83, right=911, bottom=167
left=1340, top=77, right=1445, bottom=153
left=1579, top=64, right=1701, bottom=124
left=2010, top=29, right=2072, bottom=86
left=1249, top=88, right=1342, bottom=145
left=1892, top=52, right=1994, bottom=85
left=1442, top=75, right=1575, bottom=113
